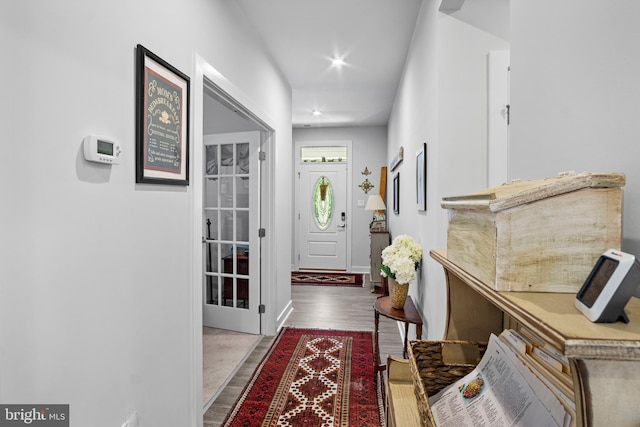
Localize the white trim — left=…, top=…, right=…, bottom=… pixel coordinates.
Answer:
left=397, top=321, right=406, bottom=343
left=189, top=53, right=205, bottom=427
left=276, top=299, right=294, bottom=331
left=487, top=51, right=510, bottom=188
left=261, top=130, right=277, bottom=336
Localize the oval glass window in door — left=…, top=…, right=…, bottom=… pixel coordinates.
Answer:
left=313, top=176, right=333, bottom=229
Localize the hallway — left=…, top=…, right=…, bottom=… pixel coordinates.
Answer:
left=204, top=278, right=409, bottom=425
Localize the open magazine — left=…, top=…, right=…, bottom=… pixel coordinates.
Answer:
left=427, top=334, right=572, bottom=427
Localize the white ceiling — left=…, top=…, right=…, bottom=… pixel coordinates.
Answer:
left=236, top=0, right=423, bottom=128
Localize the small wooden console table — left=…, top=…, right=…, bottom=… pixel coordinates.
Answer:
left=373, top=296, right=423, bottom=371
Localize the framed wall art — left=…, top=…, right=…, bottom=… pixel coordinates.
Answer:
left=416, top=143, right=427, bottom=211
left=136, top=44, right=190, bottom=185
left=393, top=173, right=400, bottom=214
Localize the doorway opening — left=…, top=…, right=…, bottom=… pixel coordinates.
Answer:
left=199, top=75, right=274, bottom=412
left=202, top=83, right=267, bottom=334
left=294, top=140, right=352, bottom=272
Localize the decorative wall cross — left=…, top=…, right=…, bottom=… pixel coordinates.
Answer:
left=359, top=166, right=374, bottom=193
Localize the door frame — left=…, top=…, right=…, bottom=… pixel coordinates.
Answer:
left=293, top=140, right=352, bottom=272
left=487, top=51, right=510, bottom=187
left=191, top=54, right=277, bottom=422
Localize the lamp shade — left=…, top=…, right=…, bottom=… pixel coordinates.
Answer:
left=365, top=194, right=386, bottom=211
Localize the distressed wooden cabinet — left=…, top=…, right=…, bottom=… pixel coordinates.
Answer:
left=369, top=230, right=389, bottom=290
left=430, top=249, right=640, bottom=427
left=441, top=172, right=625, bottom=293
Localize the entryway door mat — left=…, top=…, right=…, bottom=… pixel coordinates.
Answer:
left=221, top=327, right=384, bottom=427
left=291, top=271, right=364, bottom=287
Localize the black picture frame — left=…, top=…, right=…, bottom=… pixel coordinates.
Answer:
left=136, top=44, right=190, bottom=185
left=393, top=173, right=400, bottom=214
left=416, top=143, right=427, bottom=211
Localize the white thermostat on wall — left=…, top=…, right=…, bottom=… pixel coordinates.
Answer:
left=83, top=135, right=122, bottom=164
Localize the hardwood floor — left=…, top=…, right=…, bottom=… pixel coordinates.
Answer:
left=203, top=278, right=409, bottom=426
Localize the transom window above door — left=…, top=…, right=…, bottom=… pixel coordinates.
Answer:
left=300, top=146, right=347, bottom=163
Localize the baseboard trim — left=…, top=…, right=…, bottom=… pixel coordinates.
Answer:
left=275, top=299, right=294, bottom=333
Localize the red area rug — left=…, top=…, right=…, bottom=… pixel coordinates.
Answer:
left=222, top=328, right=384, bottom=427
left=291, top=271, right=364, bottom=287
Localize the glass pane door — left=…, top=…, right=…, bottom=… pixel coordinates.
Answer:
left=203, top=131, right=260, bottom=333
left=204, top=142, right=251, bottom=309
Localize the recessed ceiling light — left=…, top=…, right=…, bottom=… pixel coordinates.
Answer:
left=331, top=57, right=346, bottom=68
left=312, top=109, right=322, bottom=116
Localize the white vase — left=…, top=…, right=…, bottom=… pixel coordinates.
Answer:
left=388, top=277, right=409, bottom=309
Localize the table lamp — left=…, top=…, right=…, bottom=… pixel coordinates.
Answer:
left=365, top=194, right=386, bottom=230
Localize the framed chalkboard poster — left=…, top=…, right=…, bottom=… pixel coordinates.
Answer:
left=136, top=44, right=190, bottom=185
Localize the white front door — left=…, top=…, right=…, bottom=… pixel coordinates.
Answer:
left=297, top=162, right=348, bottom=270
left=202, top=131, right=260, bottom=334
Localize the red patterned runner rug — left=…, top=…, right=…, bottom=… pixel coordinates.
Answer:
left=222, top=328, right=384, bottom=427
left=291, top=272, right=364, bottom=287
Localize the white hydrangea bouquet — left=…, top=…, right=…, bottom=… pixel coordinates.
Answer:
left=380, top=235, right=423, bottom=284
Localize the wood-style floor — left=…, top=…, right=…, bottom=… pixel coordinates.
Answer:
left=203, top=278, right=408, bottom=426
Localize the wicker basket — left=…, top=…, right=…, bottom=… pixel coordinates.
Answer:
left=408, top=340, right=488, bottom=427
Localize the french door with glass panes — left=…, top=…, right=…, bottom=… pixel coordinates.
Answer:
left=202, top=131, right=260, bottom=334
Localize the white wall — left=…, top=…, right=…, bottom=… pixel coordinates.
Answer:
left=388, top=0, right=509, bottom=338
left=509, top=0, right=640, bottom=255
left=0, top=1, right=291, bottom=426
left=292, top=126, right=387, bottom=272
left=388, top=0, right=441, bottom=337
left=437, top=11, right=510, bottom=201
left=392, top=0, right=639, bottom=342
